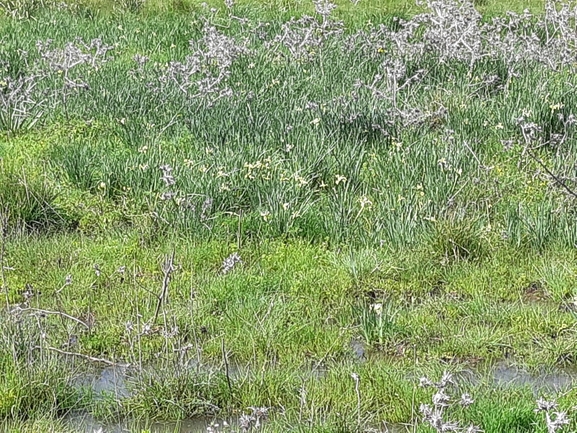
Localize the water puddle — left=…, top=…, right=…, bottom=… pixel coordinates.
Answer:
left=490, top=362, right=577, bottom=392
left=452, top=362, right=577, bottom=394
left=73, top=366, right=131, bottom=399
left=64, top=361, right=577, bottom=432
left=349, top=338, right=366, bottom=361
left=71, top=361, right=577, bottom=397
left=65, top=412, right=223, bottom=433
left=382, top=422, right=412, bottom=432
left=66, top=413, right=411, bottom=433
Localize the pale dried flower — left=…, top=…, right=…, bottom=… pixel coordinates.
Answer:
left=460, top=393, right=474, bottom=407
left=159, top=164, right=176, bottom=187
left=222, top=252, right=242, bottom=274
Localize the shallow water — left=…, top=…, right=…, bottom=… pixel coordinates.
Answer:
left=64, top=361, right=577, bottom=432
left=73, top=366, right=131, bottom=399
left=65, top=413, right=411, bottom=433
left=491, top=362, right=577, bottom=392
left=65, top=412, right=221, bottom=433
left=349, top=337, right=366, bottom=361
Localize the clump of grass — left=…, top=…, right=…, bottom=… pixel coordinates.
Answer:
left=427, top=219, right=489, bottom=264
left=0, top=161, right=68, bottom=233
left=124, top=368, right=232, bottom=420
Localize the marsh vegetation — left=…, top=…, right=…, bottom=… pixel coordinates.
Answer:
left=3, top=0, right=577, bottom=431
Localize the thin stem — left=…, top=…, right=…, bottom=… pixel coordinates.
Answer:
left=153, top=249, right=176, bottom=324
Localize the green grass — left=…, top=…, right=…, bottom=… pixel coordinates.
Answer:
left=2, top=0, right=577, bottom=431
left=3, top=234, right=577, bottom=430
left=0, top=0, right=548, bottom=24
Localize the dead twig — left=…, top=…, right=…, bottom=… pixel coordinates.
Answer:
left=38, top=345, right=129, bottom=367
left=525, top=147, right=577, bottom=200
left=0, top=210, right=8, bottom=311
left=13, top=306, right=90, bottom=328
left=152, top=250, right=176, bottom=324
left=222, top=337, right=233, bottom=394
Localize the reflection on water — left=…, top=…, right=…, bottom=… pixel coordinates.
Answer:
left=349, top=338, right=366, bottom=361
left=73, top=366, right=130, bottom=399
left=64, top=362, right=577, bottom=432
left=65, top=412, right=229, bottom=433
left=455, top=362, right=577, bottom=393
left=491, top=362, right=577, bottom=392
left=382, top=422, right=412, bottom=432
left=65, top=413, right=411, bottom=433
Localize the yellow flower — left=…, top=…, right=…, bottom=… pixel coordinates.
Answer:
left=260, top=210, right=271, bottom=222
left=359, top=196, right=373, bottom=210
left=550, top=103, right=564, bottom=111
left=294, top=174, right=308, bottom=186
